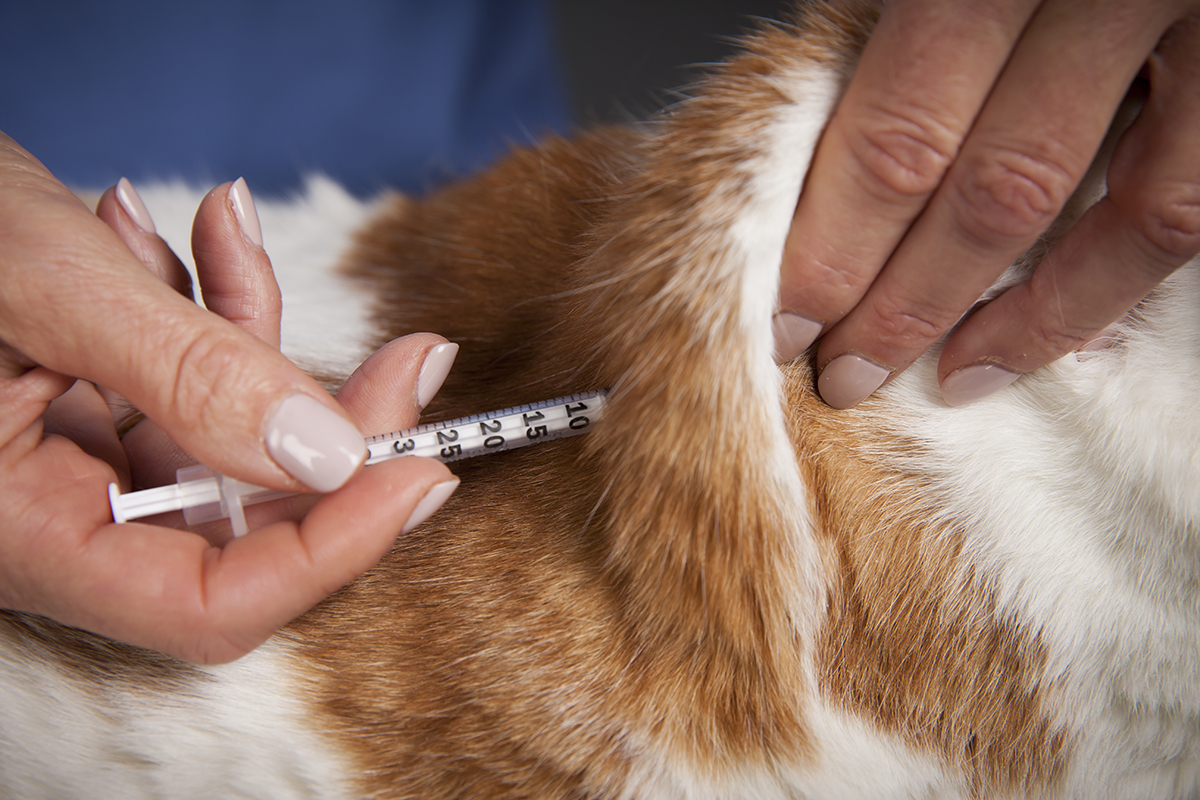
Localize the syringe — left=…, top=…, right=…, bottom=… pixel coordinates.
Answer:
left=108, top=389, right=608, bottom=537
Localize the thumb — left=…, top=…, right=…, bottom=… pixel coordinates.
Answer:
left=0, top=136, right=364, bottom=492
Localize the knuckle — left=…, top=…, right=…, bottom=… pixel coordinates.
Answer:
left=1026, top=315, right=1095, bottom=361
left=169, top=328, right=255, bottom=430
left=1128, top=186, right=1200, bottom=266
left=803, top=255, right=876, bottom=315
left=951, top=145, right=1076, bottom=245
left=868, top=292, right=959, bottom=353
left=782, top=242, right=878, bottom=320
left=849, top=106, right=959, bottom=200
left=1023, top=280, right=1100, bottom=358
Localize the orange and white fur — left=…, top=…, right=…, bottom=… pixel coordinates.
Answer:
left=3, top=2, right=1198, bottom=797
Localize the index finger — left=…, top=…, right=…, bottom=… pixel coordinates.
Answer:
left=776, top=0, right=1039, bottom=360
left=0, top=136, right=364, bottom=493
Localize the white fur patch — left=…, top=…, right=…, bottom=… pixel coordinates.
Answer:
left=723, top=64, right=838, bottom=645
left=0, top=638, right=352, bottom=799
left=871, top=262, right=1200, bottom=794
left=791, top=701, right=967, bottom=799
left=621, top=704, right=965, bottom=800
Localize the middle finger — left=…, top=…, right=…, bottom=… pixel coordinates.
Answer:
left=777, top=0, right=1041, bottom=353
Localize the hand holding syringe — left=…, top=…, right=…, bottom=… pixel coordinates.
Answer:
left=109, top=390, right=608, bottom=536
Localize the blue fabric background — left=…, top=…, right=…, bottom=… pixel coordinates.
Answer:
left=0, top=0, right=568, bottom=196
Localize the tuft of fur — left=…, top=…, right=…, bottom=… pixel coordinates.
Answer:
left=2, top=1, right=1197, bottom=798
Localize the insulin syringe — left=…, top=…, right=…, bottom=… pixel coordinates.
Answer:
left=108, top=389, right=608, bottom=537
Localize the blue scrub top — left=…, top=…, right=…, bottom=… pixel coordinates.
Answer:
left=0, top=0, right=569, bottom=196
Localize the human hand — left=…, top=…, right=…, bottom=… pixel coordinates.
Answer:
left=775, top=0, right=1200, bottom=408
left=0, top=133, right=459, bottom=663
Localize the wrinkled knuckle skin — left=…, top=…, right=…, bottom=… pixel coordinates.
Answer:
left=850, top=110, right=958, bottom=200
left=798, top=255, right=878, bottom=314
left=1131, top=187, right=1200, bottom=268
left=169, top=329, right=255, bottom=434
left=1026, top=315, right=1095, bottom=362
left=869, top=293, right=957, bottom=354
left=952, top=147, right=1075, bottom=246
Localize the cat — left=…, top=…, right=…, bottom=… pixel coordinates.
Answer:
left=2, top=1, right=1198, bottom=797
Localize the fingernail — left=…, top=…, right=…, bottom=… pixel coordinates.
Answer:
left=1077, top=324, right=1120, bottom=357
left=417, top=342, right=459, bottom=409
left=940, top=363, right=1019, bottom=407
left=402, top=478, right=460, bottom=534
left=115, top=177, right=156, bottom=233
left=772, top=312, right=822, bottom=363
left=266, top=394, right=366, bottom=492
left=227, top=177, right=264, bottom=248
left=818, top=354, right=890, bottom=409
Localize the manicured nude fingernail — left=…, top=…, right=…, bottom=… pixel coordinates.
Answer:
left=773, top=312, right=823, bottom=363
left=266, top=394, right=366, bottom=492
left=402, top=478, right=460, bottom=534
left=940, top=363, right=1019, bottom=407
left=417, top=342, right=459, bottom=409
left=227, top=177, right=264, bottom=248
left=115, top=177, right=156, bottom=233
left=818, top=354, right=890, bottom=409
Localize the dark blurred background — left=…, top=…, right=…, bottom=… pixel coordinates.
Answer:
left=552, top=0, right=793, bottom=123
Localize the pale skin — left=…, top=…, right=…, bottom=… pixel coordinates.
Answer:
left=778, top=0, right=1200, bottom=408
left=0, top=134, right=456, bottom=664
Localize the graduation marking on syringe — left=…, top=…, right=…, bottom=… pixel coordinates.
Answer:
left=107, top=390, right=608, bottom=535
